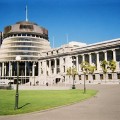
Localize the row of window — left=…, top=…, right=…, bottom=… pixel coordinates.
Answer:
left=3, top=52, right=38, bottom=56
left=5, top=37, right=48, bottom=42
left=78, top=74, right=120, bottom=80
left=4, top=33, right=48, bottom=40
left=4, top=47, right=41, bottom=51
left=0, top=57, right=38, bottom=61
left=4, top=42, right=43, bottom=47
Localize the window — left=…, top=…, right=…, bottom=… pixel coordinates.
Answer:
left=57, top=59, right=59, bottom=66
left=18, top=34, right=21, bottom=36
left=63, top=58, right=65, bottom=63
left=79, top=75, right=81, bottom=80
left=100, top=74, right=103, bottom=80
left=22, top=33, right=26, bottom=36
left=86, top=75, right=88, bottom=80
left=20, top=24, right=33, bottom=30
left=92, top=75, right=96, bottom=80
left=41, top=68, right=43, bottom=74
left=108, top=74, right=112, bottom=79
left=117, top=73, right=120, bottom=79
left=63, top=66, right=65, bottom=72
left=57, top=68, right=60, bottom=74
left=52, top=68, right=54, bottom=74
left=32, top=34, right=35, bottom=37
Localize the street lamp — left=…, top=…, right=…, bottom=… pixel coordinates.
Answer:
left=33, top=64, right=36, bottom=86
left=14, top=55, right=21, bottom=110
left=9, top=66, right=12, bottom=88
left=72, top=56, right=77, bottom=89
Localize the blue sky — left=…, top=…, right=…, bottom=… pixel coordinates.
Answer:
left=0, top=0, right=120, bottom=48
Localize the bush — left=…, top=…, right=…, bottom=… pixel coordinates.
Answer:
left=0, top=85, right=13, bottom=90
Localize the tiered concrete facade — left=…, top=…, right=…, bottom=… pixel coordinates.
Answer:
left=38, top=39, right=120, bottom=85
left=0, top=21, right=51, bottom=84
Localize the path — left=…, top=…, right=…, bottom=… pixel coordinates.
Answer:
left=0, top=84, right=120, bottom=120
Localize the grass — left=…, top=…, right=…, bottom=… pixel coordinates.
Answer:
left=0, top=89, right=97, bottom=115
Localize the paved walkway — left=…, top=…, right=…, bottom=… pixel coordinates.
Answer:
left=0, top=84, right=120, bottom=120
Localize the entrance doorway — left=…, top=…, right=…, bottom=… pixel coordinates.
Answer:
left=55, top=78, right=61, bottom=84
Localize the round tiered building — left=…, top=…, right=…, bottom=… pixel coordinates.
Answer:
left=0, top=21, right=51, bottom=84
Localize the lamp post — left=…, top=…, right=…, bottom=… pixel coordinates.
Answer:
left=72, top=56, right=76, bottom=89
left=14, top=55, right=21, bottom=110
left=33, top=64, right=36, bottom=86
left=10, top=66, right=12, bottom=88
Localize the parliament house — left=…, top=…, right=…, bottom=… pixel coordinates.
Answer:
left=0, top=20, right=120, bottom=85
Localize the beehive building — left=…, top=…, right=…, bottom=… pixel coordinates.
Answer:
left=0, top=21, right=51, bottom=84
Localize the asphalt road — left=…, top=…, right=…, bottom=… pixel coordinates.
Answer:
left=0, top=84, right=120, bottom=120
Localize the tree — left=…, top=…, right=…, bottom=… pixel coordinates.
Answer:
left=88, top=65, right=96, bottom=74
left=80, top=61, right=89, bottom=93
left=100, top=60, right=108, bottom=82
left=108, top=60, right=116, bottom=80
left=66, top=67, right=78, bottom=89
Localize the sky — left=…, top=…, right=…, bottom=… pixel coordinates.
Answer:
left=0, top=0, right=120, bottom=48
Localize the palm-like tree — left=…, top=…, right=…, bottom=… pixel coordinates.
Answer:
left=80, top=61, right=89, bottom=93
left=88, top=65, right=96, bottom=74
left=81, top=61, right=96, bottom=93
left=100, top=60, right=108, bottom=82
left=108, top=60, right=116, bottom=80
left=66, top=67, right=78, bottom=89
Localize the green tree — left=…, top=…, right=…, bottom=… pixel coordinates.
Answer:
left=66, top=67, right=78, bottom=89
left=88, top=65, right=96, bottom=74
left=100, top=60, right=108, bottom=81
left=108, top=60, right=116, bottom=80
left=80, top=61, right=89, bottom=93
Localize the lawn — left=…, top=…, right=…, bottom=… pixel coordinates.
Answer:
left=0, top=89, right=97, bottom=115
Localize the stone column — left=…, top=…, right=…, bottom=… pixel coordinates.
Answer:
left=104, top=51, right=107, bottom=61
left=113, top=49, right=116, bottom=61
left=32, top=62, right=36, bottom=76
left=96, top=52, right=100, bottom=71
left=76, top=55, right=79, bottom=71
left=49, top=60, right=51, bottom=75
left=0, top=64, right=1, bottom=76
left=9, top=62, right=11, bottom=76
left=89, top=53, right=92, bottom=64
left=2, top=62, right=4, bottom=76
left=60, top=57, right=64, bottom=74
left=82, top=54, right=85, bottom=62
left=44, top=60, right=47, bottom=75
left=38, top=61, right=41, bottom=76
left=9, top=62, right=12, bottom=77
left=44, top=60, right=47, bottom=84
left=54, top=58, right=57, bottom=74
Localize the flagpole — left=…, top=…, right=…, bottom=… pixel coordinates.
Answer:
left=26, top=5, right=28, bottom=21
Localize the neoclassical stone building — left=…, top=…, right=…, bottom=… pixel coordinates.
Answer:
left=38, top=39, right=120, bottom=85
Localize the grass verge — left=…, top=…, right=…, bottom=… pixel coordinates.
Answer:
left=0, top=89, right=97, bottom=115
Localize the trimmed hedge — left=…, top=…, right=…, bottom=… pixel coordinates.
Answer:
left=0, top=85, right=13, bottom=90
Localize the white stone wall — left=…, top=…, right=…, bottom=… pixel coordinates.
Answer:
left=38, top=39, right=120, bottom=85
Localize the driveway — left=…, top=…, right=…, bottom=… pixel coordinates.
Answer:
left=0, top=84, right=120, bottom=120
